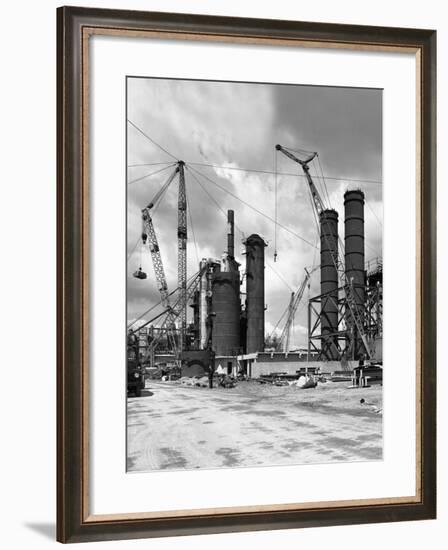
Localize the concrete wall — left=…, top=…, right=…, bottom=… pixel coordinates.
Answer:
left=251, top=360, right=358, bottom=378
left=215, top=356, right=239, bottom=376
left=256, top=352, right=318, bottom=362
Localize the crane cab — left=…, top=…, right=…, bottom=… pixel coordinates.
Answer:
left=133, top=267, right=147, bottom=280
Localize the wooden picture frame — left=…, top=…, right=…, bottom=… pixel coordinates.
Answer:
left=57, top=5, right=436, bottom=543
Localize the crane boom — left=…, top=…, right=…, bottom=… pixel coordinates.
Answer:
left=279, top=267, right=316, bottom=352
left=141, top=209, right=175, bottom=322
left=275, top=145, right=323, bottom=214
left=140, top=166, right=179, bottom=352
left=284, top=292, right=295, bottom=353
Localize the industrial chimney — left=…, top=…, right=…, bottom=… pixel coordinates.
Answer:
left=227, top=209, right=235, bottom=259
left=211, top=210, right=241, bottom=356
left=320, top=209, right=339, bottom=359
left=245, top=234, right=266, bottom=354
left=344, top=189, right=366, bottom=358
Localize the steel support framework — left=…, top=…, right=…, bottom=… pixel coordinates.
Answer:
left=308, top=283, right=382, bottom=361
left=137, top=326, right=181, bottom=365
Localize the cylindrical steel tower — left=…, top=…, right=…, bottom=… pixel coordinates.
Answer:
left=320, top=209, right=339, bottom=359
left=211, top=269, right=241, bottom=356
left=344, top=189, right=366, bottom=358
left=245, top=234, right=266, bottom=354
left=211, top=211, right=241, bottom=356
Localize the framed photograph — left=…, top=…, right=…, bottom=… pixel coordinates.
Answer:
left=57, top=6, right=436, bottom=543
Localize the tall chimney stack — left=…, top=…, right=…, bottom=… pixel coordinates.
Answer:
left=210, top=211, right=241, bottom=356
left=227, top=209, right=235, bottom=258
left=245, top=234, right=266, bottom=354
left=344, top=189, right=366, bottom=358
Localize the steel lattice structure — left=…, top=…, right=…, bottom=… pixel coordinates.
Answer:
left=138, top=161, right=189, bottom=356
left=307, top=278, right=383, bottom=363
left=177, top=161, right=187, bottom=351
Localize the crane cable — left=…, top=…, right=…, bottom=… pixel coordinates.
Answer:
left=139, top=239, right=143, bottom=270
left=147, top=165, right=179, bottom=210
left=127, top=119, right=178, bottom=161
left=185, top=165, right=245, bottom=239
left=187, top=161, right=382, bottom=185
left=315, top=154, right=332, bottom=209
left=269, top=266, right=316, bottom=345
left=188, top=165, right=318, bottom=250
left=127, top=235, right=141, bottom=262
left=127, top=163, right=176, bottom=185
left=283, top=144, right=316, bottom=156
left=268, top=304, right=290, bottom=341
left=365, top=198, right=383, bottom=228
left=127, top=165, right=179, bottom=264
left=274, top=148, right=278, bottom=262
left=266, top=260, right=294, bottom=292
left=128, top=161, right=177, bottom=168
left=185, top=183, right=200, bottom=266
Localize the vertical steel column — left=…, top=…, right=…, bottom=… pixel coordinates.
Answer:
left=177, top=161, right=187, bottom=351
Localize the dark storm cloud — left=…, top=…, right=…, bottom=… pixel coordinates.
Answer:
left=273, top=85, right=382, bottom=182
left=127, top=77, right=382, bottom=346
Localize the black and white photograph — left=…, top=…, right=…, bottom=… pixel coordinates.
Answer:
left=126, top=76, right=383, bottom=473
left=1, top=0, right=442, bottom=547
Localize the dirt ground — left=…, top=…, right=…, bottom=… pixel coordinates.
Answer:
left=127, top=379, right=383, bottom=472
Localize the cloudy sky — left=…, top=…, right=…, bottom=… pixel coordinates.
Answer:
left=127, top=77, right=382, bottom=348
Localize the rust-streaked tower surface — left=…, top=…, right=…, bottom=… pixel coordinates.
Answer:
left=211, top=210, right=241, bottom=356
left=344, top=189, right=366, bottom=358
left=245, top=234, right=266, bottom=354
left=320, top=209, right=339, bottom=359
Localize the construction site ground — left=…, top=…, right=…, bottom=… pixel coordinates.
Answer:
left=127, top=379, right=383, bottom=472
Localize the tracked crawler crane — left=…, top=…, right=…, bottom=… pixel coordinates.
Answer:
left=134, top=161, right=189, bottom=355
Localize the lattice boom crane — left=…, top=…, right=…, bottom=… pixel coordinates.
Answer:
left=279, top=267, right=317, bottom=352
left=275, top=144, right=372, bottom=359
left=133, top=161, right=190, bottom=355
